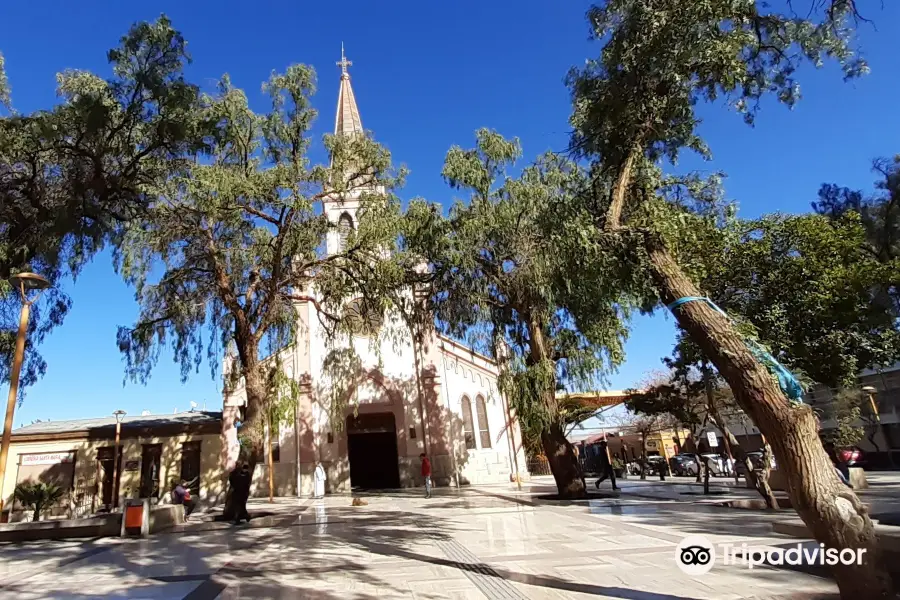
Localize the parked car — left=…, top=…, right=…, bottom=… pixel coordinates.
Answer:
left=700, top=453, right=730, bottom=476
left=626, top=456, right=667, bottom=476
left=670, top=454, right=700, bottom=476
left=646, top=455, right=667, bottom=474
left=734, top=451, right=776, bottom=476
left=838, top=447, right=864, bottom=467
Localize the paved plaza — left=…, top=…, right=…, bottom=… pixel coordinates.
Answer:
left=1, top=474, right=897, bottom=599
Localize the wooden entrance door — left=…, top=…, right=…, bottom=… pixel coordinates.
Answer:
left=97, top=447, right=122, bottom=510
left=180, top=441, right=201, bottom=497
left=139, top=445, right=162, bottom=500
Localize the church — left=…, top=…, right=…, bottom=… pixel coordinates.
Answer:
left=221, top=50, right=528, bottom=496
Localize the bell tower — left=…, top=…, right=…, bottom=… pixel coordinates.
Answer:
left=325, top=44, right=380, bottom=255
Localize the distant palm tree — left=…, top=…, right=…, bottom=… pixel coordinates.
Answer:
left=14, top=482, right=65, bottom=522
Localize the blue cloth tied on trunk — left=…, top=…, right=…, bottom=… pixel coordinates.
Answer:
left=666, top=296, right=804, bottom=403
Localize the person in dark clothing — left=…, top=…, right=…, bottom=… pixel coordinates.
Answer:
left=823, top=441, right=852, bottom=488
left=171, top=480, right=196, bottom=520
left=229, top=462, right=252, bottom=524
left=595, top=440, right=613, bottom=489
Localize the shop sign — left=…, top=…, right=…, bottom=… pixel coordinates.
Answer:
left=20, top=451, right=75, bottom=466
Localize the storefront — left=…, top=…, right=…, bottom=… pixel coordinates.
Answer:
left=1, top=411, right=224, bottom=522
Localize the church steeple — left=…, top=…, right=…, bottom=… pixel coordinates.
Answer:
left=334, top=44, right=363, bottom=137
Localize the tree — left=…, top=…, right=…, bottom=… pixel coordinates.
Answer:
left=14, top=482, right=64, bottom=522
left=567, top=1, right=890, bottom=593
left=115, top=57, right=404, bottom=507
left=814, top=156, right=900, bottom=318
left=0, top=17, right=208, bottom=389
left=823, top=389, right=865, bottom=450
left=403, top=130, right=632, bottom=498
left=690, top=212, right=900, bottom=389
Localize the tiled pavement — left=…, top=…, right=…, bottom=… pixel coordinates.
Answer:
left=0, top=477, right=884, bottom=599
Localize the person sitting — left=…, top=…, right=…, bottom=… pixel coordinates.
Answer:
left=171, top=479, right=196, bottom=520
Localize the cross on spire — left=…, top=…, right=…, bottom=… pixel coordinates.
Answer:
left=336, top=43, right=352, bottom=79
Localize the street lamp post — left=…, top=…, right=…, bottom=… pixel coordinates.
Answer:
left=861, top=386, right=893, bottom=468
left=111, top=410, right=126, bottom=509
left=0, top=273, right=50, bottom=515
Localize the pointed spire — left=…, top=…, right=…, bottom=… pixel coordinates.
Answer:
left=334, top=43, right=363, bottom=137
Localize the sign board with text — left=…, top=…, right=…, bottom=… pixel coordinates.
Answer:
left=20, top=452, right=75, bottom=466
left=706, top=431, right=719, bottom=447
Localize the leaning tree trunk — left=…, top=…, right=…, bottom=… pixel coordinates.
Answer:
left=708, top=410, right=779, bottom=509
left=541, top=422, right=587, bottom=499
left=645, top=234, right=891, bottom=598
left=525, top=314, right=586, bottom=499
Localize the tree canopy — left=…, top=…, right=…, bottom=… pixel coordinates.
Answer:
left=681, top=211, right=900, bottom=388
left=115, top=57, right=404, bottom=448
left=402, top=129, right=634, bottom=496
left=813, top=155, right=900, bottom=314
left=0, top=16, right=208, bottom=389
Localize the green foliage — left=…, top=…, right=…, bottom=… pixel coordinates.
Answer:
left=569, top=0, right=865, bottom=167
left=263, top=354, right=300, bottom=437
left=321, top=347, right=364, bottom=431
left=14, top=482, right=65, bottom=521
left=112, top=32, right=405, bottom=441
left=0, top=16, right=207, bottom=389
left=813, top=155, right=900, bottom=314
left=823, top=389, right=865, bottom=449
left=404, top=130, right=633, bottom=439
left=675, top=212, right=900, bottom=388
left=625, top=376, right=706, bottom=429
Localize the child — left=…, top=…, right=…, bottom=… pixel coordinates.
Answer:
left=420, top=453, right=432, bottom=498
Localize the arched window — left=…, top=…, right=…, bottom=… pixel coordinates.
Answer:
left=338, top=212, right=354, bottom=252
left=475, top=394, right=491, bottom=449
left=461, top=395, right=476, bottom=450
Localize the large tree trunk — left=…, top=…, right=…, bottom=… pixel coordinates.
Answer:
left=707, top=409, right=779, bottom=509
left=525, top=313, right=586, bottom=499
left=640, top=434, right=647, bottom=480
left=645, top=234, right=891, bottom=597
left=223, top=366, right=265, bottom=520
left=541, top=423, right=587, bottom=499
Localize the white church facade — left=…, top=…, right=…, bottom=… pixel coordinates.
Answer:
left=221, top=50, right=528, bottom=496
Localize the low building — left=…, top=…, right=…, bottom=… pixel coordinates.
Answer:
left=1, top=411, right=223, bottom=522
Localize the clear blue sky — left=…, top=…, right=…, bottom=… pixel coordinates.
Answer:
left=2, top=1, right=899, bottom=426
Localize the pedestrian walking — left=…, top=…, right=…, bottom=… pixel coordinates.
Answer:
left=594, top=440, right=612, bottom=489
left=421, top=453, right=432, bottom=498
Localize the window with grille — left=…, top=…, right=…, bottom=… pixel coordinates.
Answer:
left=475, top=394, right=492, bottom=449
left=338, top=212, right=354, bottom=252
left=461, top=395, right=476, bottom=450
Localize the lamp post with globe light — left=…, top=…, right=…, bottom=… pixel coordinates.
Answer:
left=0, top=273, right=51, bottom=514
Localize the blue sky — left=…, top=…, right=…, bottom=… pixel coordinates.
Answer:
left=2, top=1, right=899, bottom=427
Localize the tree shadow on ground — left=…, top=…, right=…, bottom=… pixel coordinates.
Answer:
left=0, top=493, right=821, bottom=600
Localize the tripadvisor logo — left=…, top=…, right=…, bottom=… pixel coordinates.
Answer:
left=675, top=535, right=867, bottom=575
left=676, top=536, right=716, bottom=575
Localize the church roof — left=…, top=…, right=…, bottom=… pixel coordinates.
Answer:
left=334, top=44, right=363, bottom=137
